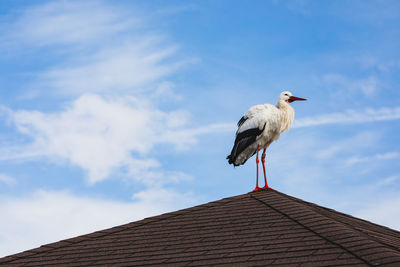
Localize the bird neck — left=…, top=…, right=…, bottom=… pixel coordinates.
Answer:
left=276, top=101, right=294, bottom=133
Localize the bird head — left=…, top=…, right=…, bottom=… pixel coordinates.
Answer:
left=279, top=91, right=307, bottom=104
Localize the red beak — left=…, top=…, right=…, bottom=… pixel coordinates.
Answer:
left=288, top=96, right=307, bottom=103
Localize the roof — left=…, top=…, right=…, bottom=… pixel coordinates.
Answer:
left=2, top=189, right=400, bottom=266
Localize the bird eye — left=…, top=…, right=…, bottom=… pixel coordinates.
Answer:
left=284, top=93, right=288, bottom=96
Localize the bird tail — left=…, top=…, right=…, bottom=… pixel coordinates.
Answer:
left=226, top=154, right=240, bottom=166
left=226, top=154, right=233, bottom=165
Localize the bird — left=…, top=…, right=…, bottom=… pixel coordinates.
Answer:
left=227, top=91, right=307, bottom=191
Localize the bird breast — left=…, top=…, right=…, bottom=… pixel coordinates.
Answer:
left=279, top=104, right=295, bottom=133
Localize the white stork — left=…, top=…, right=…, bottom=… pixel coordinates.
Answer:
left=227, top=91, right=307, bottom=191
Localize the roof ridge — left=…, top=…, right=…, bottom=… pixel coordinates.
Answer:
left=0, top=193, right=249, bottom=264
left=249, top=189, right=400, bottom=265
left=249, top=192, right=374, bottom=266
left=274, top=190, right=400, bottom=253
left=279, top=191, right=400, bottom=234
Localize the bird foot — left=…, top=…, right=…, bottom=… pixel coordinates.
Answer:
left=261, top=186, right=275, bottom=191
left=253, top=186, right=262, bottom=191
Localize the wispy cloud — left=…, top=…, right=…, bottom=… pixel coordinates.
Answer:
left=0, top=173, right=16, bottom=185
left=346, top=152, right=400, bottom=165
left=161, top=122, right=236, bottom=150
left=39, top=40, right=187, bottom=96
left=376, top=175, right=399, bottom=186
left=294, top=106, right=400, bottom=128
left=2, top=1, right=139, bottom=48
left=315, top=131, right=379, bottom=159
left=320, top=73, right=379, bottom=97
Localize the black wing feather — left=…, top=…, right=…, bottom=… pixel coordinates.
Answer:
left=237, top=116, right=247, bottom=127
left=227, top=123, right=266, bottom=166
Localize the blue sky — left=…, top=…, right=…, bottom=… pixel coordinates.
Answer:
left=1, top=0, right=400, bottom=256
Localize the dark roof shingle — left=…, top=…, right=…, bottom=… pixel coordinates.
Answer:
left=2, top=189, right=400, bottom=266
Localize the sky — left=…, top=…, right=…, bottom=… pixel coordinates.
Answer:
left=0, top=0, right=400, bottom=257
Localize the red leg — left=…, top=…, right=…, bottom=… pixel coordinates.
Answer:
left=253, top=145, right=261, bottom=191
left=261, top=148, right=271, bottom=189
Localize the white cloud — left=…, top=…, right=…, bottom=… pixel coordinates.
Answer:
left=346, top=152, right=400, bottom=165
left=294, top=106, right=400, bottom=128
left=39, top=40, right=187, bottom=95
left=160, top=122, right=236, bottom=151
left=315, top=131, right=379, bottom=159
left=152, top=82, right=184, bottom=102
left=320, top=73, right=378, bottom=97
left=0, top=189, right=197, bottom=257
left=376, top=175, right=399, bottom=186
left=1, top=94, right=197, bottom=184
left=3, top=1, right=139, bottom=48
left=0, top=173, right=16, bottom=185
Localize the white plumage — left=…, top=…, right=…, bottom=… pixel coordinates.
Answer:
left=227, top=91, right=306, bottom=190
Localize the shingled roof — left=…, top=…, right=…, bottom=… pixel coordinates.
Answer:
left=2, top=189, right=400, bottom=266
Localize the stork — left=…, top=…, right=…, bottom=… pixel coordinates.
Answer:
left=227, top=91, right=307, bottom=191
